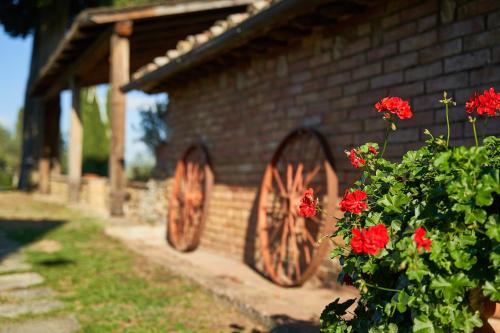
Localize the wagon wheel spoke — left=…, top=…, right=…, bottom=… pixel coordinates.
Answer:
left=303, top=164, right=321, bottom=188
left=292, top=163, right=304, bottom=193
left=268, top=216, right=285, bottom=245
left=272, top=169, right=287, bottom=197
left=303, top=239, right=312, bottom=264
left=303, top=223, right=317, bottom=246
left=289, top=215, right=302, bottom=281
left=286, top=164, right=294, bottom=193
left=275, top=219, right=289, bottom=279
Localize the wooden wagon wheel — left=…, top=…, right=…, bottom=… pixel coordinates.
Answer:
left=258, top=128, right=338, bottom=287
left=167, top=145, right=213, bottom=252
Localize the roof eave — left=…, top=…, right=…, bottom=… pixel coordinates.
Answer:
left=122, top=0, right=334, bottom=93
left=29, top=0, right=255, bottom=97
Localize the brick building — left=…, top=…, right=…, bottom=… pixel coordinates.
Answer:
left=123, top=0, right=500, bottom=286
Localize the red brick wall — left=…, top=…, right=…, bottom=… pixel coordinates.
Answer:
left=159, top=0, right=500, bottom=285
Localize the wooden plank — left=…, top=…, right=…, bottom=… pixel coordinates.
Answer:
left=109, top=21, right=132, bottom=216
left=68, top=78, right=83, bottom=202
left=89, top=0, right=253, bottom=24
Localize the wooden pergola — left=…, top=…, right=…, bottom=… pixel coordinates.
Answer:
left=29, top=0, right=253, bottom=216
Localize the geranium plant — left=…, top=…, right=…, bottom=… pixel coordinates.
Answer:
left=303, top=89, right=500, bottom=332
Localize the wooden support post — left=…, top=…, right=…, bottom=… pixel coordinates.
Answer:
left=47, top=96, right=61, bottom=175
left=68, top=78, right=82, bottom=202
left=109, top=21, right=132, bottom=216
left=38, top=96, right=60, bottom=194
left=38, top=107, right=50, bottom=194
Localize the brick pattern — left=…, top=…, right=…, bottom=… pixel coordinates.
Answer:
left=159, top=0, right=500, bottom=285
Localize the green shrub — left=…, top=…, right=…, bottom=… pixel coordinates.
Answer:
left=317, top=90, right=499, bottom=332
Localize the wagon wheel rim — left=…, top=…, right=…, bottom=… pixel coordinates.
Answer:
left=258, top=129, right=337, bottom=287
left=167, top=145, right=213, bottom=252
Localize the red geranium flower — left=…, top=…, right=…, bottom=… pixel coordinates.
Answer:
left=340, top=189, right=368, bottom=214
left=466, top=88, right=500, bottom=117
left=368, top=146, right=378, bottom=155
left=298, top=188, right=318, bottom=218
left=375, top=96, right=413, bottom=120
left=466, top=92, right=479, bottom=114
left=347, top=149, right=366, bottom=168
left=350, top=224, right=389, bottom=255
left=414, top=227, right=432, bottom=251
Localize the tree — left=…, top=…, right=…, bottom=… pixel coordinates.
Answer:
left=81, top=87, right=109, bottom=176
left=137, top=97, right=169, bottom=154
left=1, top=0, right=166, bottom=38
left=127, top=152, right=154, bottom=182
left=0, top=124, right=19, bottom=189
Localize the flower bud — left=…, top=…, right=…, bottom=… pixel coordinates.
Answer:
left=436, top=138, right=446, bottom=146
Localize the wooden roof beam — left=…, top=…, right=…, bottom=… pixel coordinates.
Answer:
left=88, top=0, right=254, bottom=24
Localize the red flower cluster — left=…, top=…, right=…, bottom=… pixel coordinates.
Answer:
left=414, top=227, right=432, bottom=251
left=368, top=146, right=378, bottom=155
left=298, top=188, right=318, bottom=218
left=375, top=97, right=413, bottom=120
left=348, top=149, right=366, bottom=168
left=350, top=224, right=389, bottom=255
left=340, top=189, right=368, bottom=214
left=466, top=88, right=500, bottom=117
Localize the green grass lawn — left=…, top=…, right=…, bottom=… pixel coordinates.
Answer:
left=0, top=192, right=262, bottom=333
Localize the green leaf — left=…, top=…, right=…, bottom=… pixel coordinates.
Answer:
left=330, top=247, right=344, bottom=259
left=407, top=256, right=428, bottom=282
left=485, top=215, right=500, bottom=241
left=391, top=219, right=402, bottom=233
left=378, top=193, right=410, bottom=214
left=483, top=281, right=500, bottom=301
left=465, top=208, right=486, bottom=225
left=491, top=248, right=500, bottom=267
left=369, top=323, right=398, bottom=333
left=430, top=274, right=474, bottom=302
left=413, top=315, right=434, bottom=333
left=396, top=291, right=410, bottom=313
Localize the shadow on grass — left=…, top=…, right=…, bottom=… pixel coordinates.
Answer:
left=0, top=218, right=66, bottom=260
left=36, top=258, right=75, bottom=267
